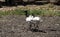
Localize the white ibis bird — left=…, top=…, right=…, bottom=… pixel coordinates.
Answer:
left=25, top=10, right=43, bottom=30
left=25, top=12, right=43, bottom=22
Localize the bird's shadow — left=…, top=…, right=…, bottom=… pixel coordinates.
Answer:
left=30, top=29, right=46, bottom=33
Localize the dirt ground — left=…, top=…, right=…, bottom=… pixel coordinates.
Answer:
left=0, top=15, right=60, bottom=37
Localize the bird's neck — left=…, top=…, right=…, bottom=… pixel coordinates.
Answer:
left=25, top=12, right=29, bottom=17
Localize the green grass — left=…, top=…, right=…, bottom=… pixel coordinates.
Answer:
left=29, top=9, right=60, bottom=16
left=0, top=9, right=25, bottom=15
left=0, top=8, right=60, bottom=16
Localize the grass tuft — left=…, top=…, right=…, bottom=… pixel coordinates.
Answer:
left=0, top=8, right=60, bottom=16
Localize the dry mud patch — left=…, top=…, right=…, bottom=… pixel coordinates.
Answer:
left=0, top=15, right=60, bottom=37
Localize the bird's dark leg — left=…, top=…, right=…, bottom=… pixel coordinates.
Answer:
left=35, top=21, right=40, bottom=29
left=27, top=22, right=32, bottom=31
left=29, top=23, right=32, bottom=30
left=32, top=22, right=37, bottom=29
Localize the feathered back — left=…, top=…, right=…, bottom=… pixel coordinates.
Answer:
left=32, top=17, right=40, bottom=21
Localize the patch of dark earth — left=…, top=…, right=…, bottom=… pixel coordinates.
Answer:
left=0, top=15, right=60, bottom=37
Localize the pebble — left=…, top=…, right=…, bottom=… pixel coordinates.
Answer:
left=55, top=24, right=59, bottom=26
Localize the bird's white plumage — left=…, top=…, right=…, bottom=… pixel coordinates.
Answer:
left=26, top=15, right=33, bottom=22
left=32, top=17, right=40, bottom=21
left=26, top=15, right=43, bottom=22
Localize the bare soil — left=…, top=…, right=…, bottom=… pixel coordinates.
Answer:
left=0, top=15, right=60, bottom=37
